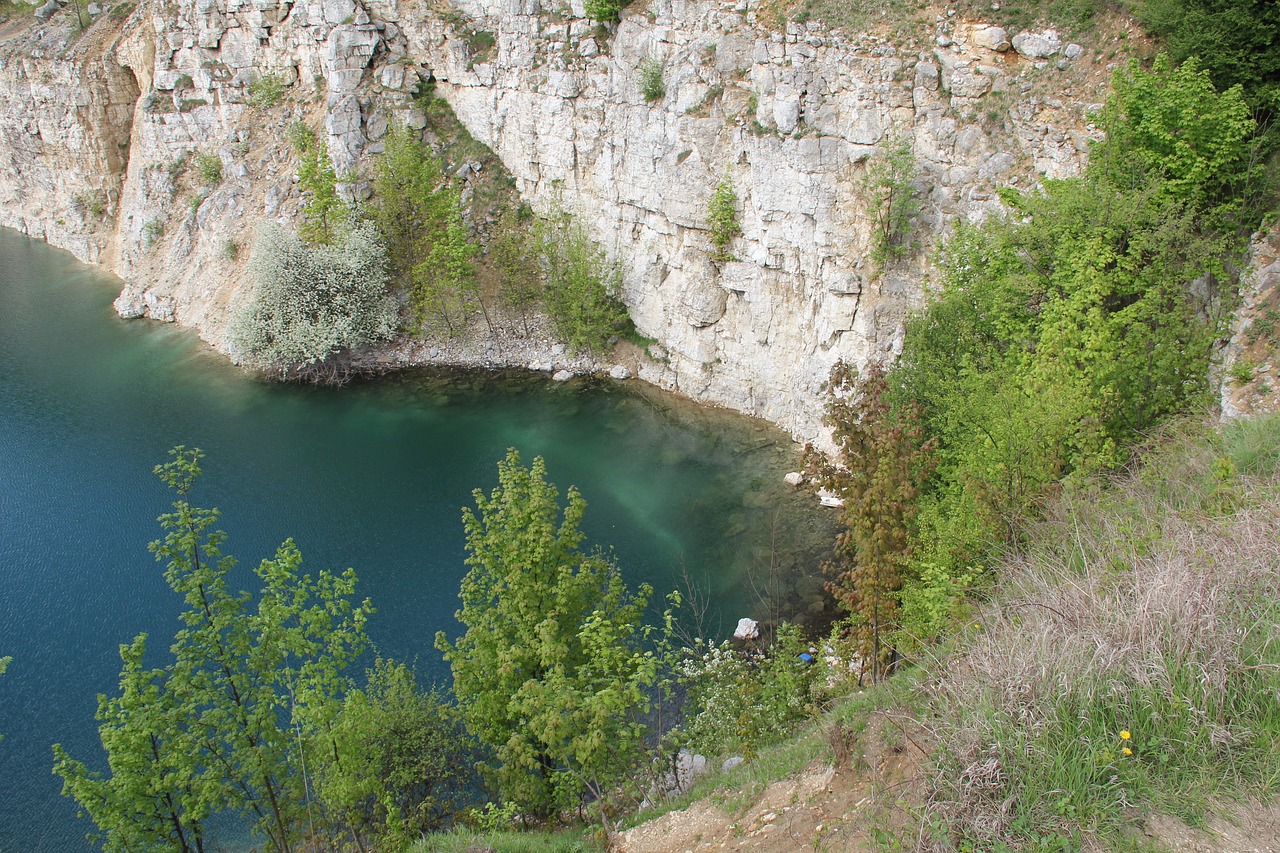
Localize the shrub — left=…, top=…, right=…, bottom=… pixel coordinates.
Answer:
left=678, top=624, right=824, bottom=758
left=195, top=152, right=222, bottom=186
left=229, top=223, right=397, bottom=381
left=584, top=0, right=626, bottom=22
left=639, top=54, right=665, bottom=103
left=535, top=212, right=631, bottom=354
left=246, top=73, right=286, bottom=109
left=142, top=219, right=163, bottom=247
left=706, top=172, right=739, bottom=262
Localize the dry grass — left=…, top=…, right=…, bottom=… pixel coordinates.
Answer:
left=921, top=417, right=1280, bottom=849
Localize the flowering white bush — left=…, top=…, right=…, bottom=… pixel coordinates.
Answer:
left=230, top=223, right=397, bottom=379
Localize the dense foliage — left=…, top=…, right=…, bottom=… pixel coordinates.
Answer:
left=437, top=450, right=657, bottom=818
left=230, top=223, right=397, bottom=381
left=810, top=54, right=1270, bottom=671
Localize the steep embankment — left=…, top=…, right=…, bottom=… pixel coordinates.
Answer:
left=0, top=0, right=1116, bottom=444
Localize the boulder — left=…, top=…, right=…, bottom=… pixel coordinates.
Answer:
left=971, top=25, right=1009, bottom=52
left=552, top=369, right=573, bottom=382
left=722, top=756, right=745, bottom=772
left=1011, top=29, right=1061, bottom=59
left=34, top=0, right=62, bottom=21
left=609, top=364, right=632, bottom=380
left=733, top=617, right=759, bottom=640
left=784, top=471, right=805, bottom=487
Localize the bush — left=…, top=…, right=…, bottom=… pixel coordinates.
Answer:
left=229, top=223, right=397, bottom=381
left=318, top=659, right=481, bottom=845
left=246, top=73, right=286, bottom=109
left=639, top=55, right=665, bottom=103
left=536, top=212, right=631, bottom=354
left=706, top=173, right=739, bottom=262
left=584, top=0, right=626, bottom=22
left=678, top=624, right=825, bottom=758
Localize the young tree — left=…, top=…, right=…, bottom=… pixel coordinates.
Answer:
left=371, top=124, right=484, bottom=336
left=292, top=128, right=346, bottom=246
left=436, top=450, right=655, bottom=818
left=863, top=136, right=920, bottom=273
left=535, top=212, right=631, bottom=353
left=806, top=362, right=935, bottom=683
left=54, top=448, right=373, bottom=853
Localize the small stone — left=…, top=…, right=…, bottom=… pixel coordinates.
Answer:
left=723, top=756, right=745, bottom=771
left=733, top=617, right=759, bottom=640
left=784, top=471, right=805, bottom=487
left=552, top=369, right=573, bottom=382
left=1064, top=42, right=1083, bottom=60
left=935, top=34, right=952, bottom=47
left=609, top=364, right=632, bottom=380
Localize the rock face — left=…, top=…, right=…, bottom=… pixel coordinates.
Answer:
left=0, top=0, right=1113, bottom=446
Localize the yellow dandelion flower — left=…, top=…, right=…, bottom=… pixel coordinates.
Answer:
left=1120, top=730, right=1131, bottom=740
left=1122, top=747, right=1133, bottom=756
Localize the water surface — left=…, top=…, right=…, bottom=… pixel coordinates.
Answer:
left=0, top=228, right=833, bottom=850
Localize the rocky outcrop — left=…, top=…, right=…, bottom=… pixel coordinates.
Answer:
left=0, top=0, right=1113, bottom=445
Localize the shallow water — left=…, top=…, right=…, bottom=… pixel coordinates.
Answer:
left=0, top=228, right=834, bottom=850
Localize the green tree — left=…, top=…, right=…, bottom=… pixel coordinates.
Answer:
left=436, top=450, right=655, bottom=818
left=371, top=124, right=484, bottom=336
left=53, top=448, right=373, bottom=853
left=863, top=136, right=919, bottom=272
left=292, top=126, right=346, bottom=246
left=488, top=206, right=542, bottom=334
left=806, top=362, right=935, bottom=682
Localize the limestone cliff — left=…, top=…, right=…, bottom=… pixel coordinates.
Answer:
left=0, top=0, right=1114, bottom=445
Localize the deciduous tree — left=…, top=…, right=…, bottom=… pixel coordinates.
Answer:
left=436, top=450, right=655, bottom=818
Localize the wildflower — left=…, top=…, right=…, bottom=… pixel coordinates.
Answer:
left=1122, top=747, right=1133, bottom=756
left=1120, top=730, right=1131, bottom=740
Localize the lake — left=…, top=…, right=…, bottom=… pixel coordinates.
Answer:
left=0, top=227, right=834, bottom=850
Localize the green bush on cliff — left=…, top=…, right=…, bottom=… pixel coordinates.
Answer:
left=229, top=223, right=397, bottom=381
left=535, top=211, right=631, bottom=353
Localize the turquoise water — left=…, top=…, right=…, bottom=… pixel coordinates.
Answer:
left=0, top=228, right=834, bottom=850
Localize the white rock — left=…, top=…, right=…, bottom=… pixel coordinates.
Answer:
left=784, top=471, right=805, bottom=487
left=552, top=369, right=573, bottom=382
left=1064, top=42, right=1083, bottom=60
left=609, top=364, right=632, bottom=380
left=733, top=617, right=759, bottom=640
left=818, top=489, right=844, bottom=508
left=1011, top=29, right=1061, bottom=59
left=971, top=25, right=1009, bottom=52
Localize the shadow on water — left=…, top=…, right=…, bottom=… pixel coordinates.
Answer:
left=0, top=228, right=837, bottom=850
